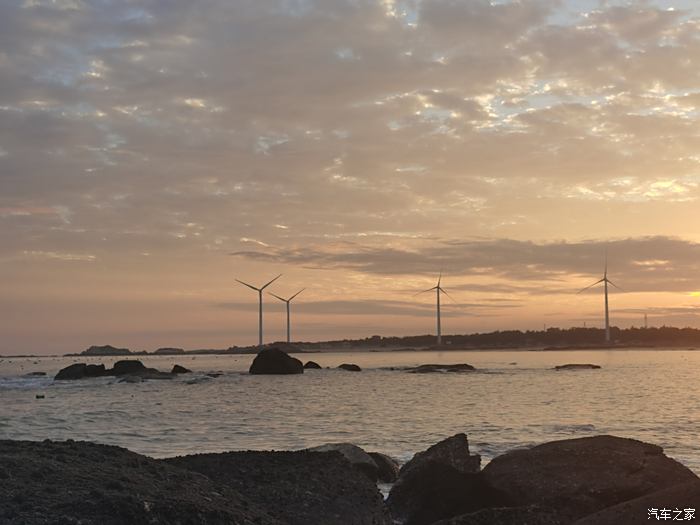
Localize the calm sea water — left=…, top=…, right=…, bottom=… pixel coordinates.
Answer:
left=1, top=349, right=698, bottom=472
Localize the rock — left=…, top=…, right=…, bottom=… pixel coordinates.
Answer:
left=338, top=363, right=361, bottom=371
left=407, top=364, right=476, bottom=373
left=400, top=433, right=481, bottom=477
left=482, top=435, right=698, bottom=523
left=35, top=395, right=45, bottom=399
left=308, top=443, right=379, bottom=480
left=387, top=463, right=507, bottom=525
left=154, top=347, right=185, bottom=355
left=0, top=439, right=281, bottom=525
left=432, top=505, right=563, bottom=525
left=25, top=372, right=46, bottom=376
left=554, top=364, right=601, bottom=370
left=171, top=364, right=192, bottom=374
left=573, top=479, right=700, bottom=525
left=304, top=360, right=322, bottom=369
left=81, top=344, right=131, bottom=356
left=249, top=348, right=304, bottom=375
left=369, top=452, right=400, bottom=483
left=110, top=360, right=149, bottom=375
left=388, top=434, right=489, bottom=525
left=163, top=449, right=390, bottom=525
left=54, top=363, right=106, bottom=380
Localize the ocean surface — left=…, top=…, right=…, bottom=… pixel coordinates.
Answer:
left=1, top=349, right=698, bottom=472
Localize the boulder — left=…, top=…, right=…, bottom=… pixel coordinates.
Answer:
left=110, top=360, right=149, bottom=376
left=171, top=364, right=192, bottom=374
left=308, top=443, right=378, bottom=480
left=304, top=360, right=322, bottom=369
left=25, top=372, right=46, bottom=376
left=554, top=364, right=601, bottom=370
left=573, top=480, right=700, bottom=525
left=338, top=363, right=361, bottom=372
left=249, top=348, right=304, bottom=375
left=388, top=434, right=489, bottom=525
left=407, top=364, right=476, bottom=373
left=0, top=439, right=281, bottom=525
left=369, top=452, right=400, bottom=483
left=54, top=363, right=106, bottom=380
left=400, top=433, right=481, bottom=477
left=432, top=505, right=563, bottom=525
left=387, top=462, right=507, bottom=525
left=482, top=435, right=698, bottom=523
left=164, top=449, right=390, bottom=525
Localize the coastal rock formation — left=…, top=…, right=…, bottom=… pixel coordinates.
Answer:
left=0, top=439, right=281, bottom=525
left=54, top=360, right=174, bottom=381
left=400, top=433, right=481, bottom=477
left=407, top=364, right=476, bottom=374
left=432, top=505, right=562, bottom=525
left=81, top=344, right=132, bottom=356
left=388, top=434, right=490, bottom=525
left=369, top=452, right=400, bottom=483
left=171, top=364, right=192, bottom=374
left=554, top=364, right=601, bottom=370
left=164, top=449, right=390, bottom=525
left=307, top=443, right=378, bottom=480
left=55, top=363, right=106, bottom=380
left=304, top=360, right=322, bottom=369
left=482, top=435, right=698, bottom=523
left=573, top=479, right=700, bottom=525
left=338, top=363, right=362, bottom=371
left=154, top=347, right=185, bottom=355
left=249, top=348, right=304, bottom=375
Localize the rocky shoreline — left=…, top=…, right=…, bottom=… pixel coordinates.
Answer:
left=2, top=433, right=698, bottom=525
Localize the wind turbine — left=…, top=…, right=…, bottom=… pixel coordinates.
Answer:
left=235, top=274, right=282, bottom=349
left=415, top=273, right=455, bottom=345
left=269, top=288, right=305, bottom=343
left=577, top=257, right=621, bottom=343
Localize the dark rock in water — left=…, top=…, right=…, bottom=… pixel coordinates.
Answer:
left=338, top=363, right=361, bottom=372
left=369, top=452, right=400, bottom=483
left=388, top=434, right=489, bottom=525
left=304, top=360, right=322, bottom=369
left=25, top=371, right=46, bottom=376
left=171, top=364, right=192, bottom=374
left=573, top=479, right=700, bottom=525
left=0, top=439, right=281, bottom=525
left=307, top=443, right=378, bottom=481
left=35, top=394, right=45, bottom=399
left=482, top=435, right=698, bottom=523
left=110, top=360, right=148, bottom=375
left=407, top=363, right=476, bottom=373
left=400, top=433, right=481, bottom=477
left=81, top=344, right=131, bottom=356
left=554, top=364, right=601, bottom=370
left=387, top=463, right=508, bottom=525
left=55, top=363, right=106, bottom=380
left=164, top=449, right=390, bottom=525
left=249, top=348, right=304, bottom=375
left=432, top=505, right=563, bottom=525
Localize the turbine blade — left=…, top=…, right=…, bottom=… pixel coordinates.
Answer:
left=268, top=292, right=287, bottom=302
left=439, top=287, right=458, bottom=304
left=260, top=274, right=282, bottom=290
left=607, top=279, right=624, bottom=292
left=289, top=288, right=305, bottom=301
left=235, top=279, right=259, bottom=291
left=414, top=286, right=438, bottom=296
left=576, top=279, right=605, bottom=294
left=437, top=271, right=442, bottom=287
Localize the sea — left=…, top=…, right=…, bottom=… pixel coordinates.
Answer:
left=1, top=349, right=698, bottom=473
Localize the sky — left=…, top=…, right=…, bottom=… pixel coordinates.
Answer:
left=1, top=0, right=700, bottom=354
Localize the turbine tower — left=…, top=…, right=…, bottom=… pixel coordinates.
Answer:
left=416, top=273, right=454, bottom=345
left=235, top=274, right=282, bottom=349
left=577, top=258, right=621, bottom=343
left=269, top=288, right=305, bottom=343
